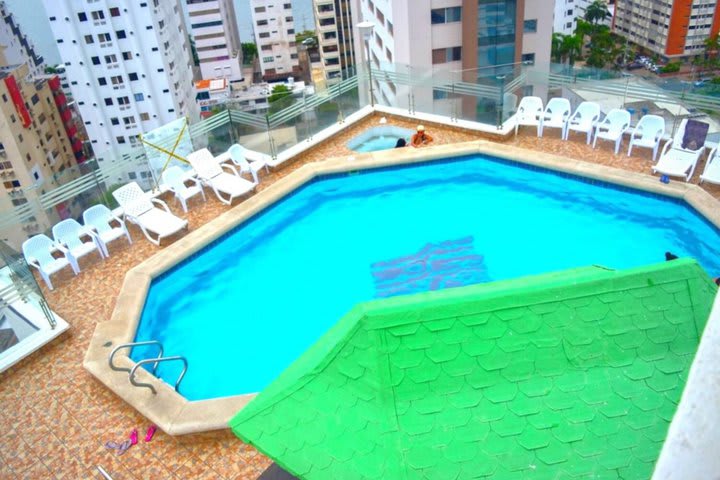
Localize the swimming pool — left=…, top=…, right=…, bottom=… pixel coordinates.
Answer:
left=134, top=154, right=720, bottom=400
left=346, top=126, right=414, bottom=152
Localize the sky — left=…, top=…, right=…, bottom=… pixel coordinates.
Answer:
left=4, top=0, right=315, bottom=67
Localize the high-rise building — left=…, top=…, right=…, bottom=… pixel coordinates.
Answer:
left=43, top=0, right=200, bottom=184
left=313, top=0, right=357, bottom=80
left=351, top=0, right=552, bottom=109
left=186, top=0, right=243, bottom=82
left=250, top=0, right=300, bottom=81
left=0, top=64, right=82, bottom=248
left=613, top=0, right=720, bottom=58
left=0, top=1, right=44, bottom=76
left=553, top=0, right=594, bottom=35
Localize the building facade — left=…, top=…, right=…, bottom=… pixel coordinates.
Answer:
left=250, top=0, right=300, bottom=81
left=43, top=0, right=199, bottom=185
left=613, top=0, right=720, bottom=58
left=0, top=1, right=44, bottom=76
left=313, top=0, right=357, bottom=80
left=553, top=0, right=594, bottom=35
left=0, top=64, right=82, bottom=248
left=186, top=0, right=243, bottom=82
left=351, top=0, right=552, bottom=112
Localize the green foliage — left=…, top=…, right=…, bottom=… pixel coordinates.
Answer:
left=241, top=43, right=258, bottom=64
left=552, top=33, right=582, bottom=65
left=584, top=28, right=617, bottom=69
left=268, top=84, right=295, bottom=115
left=660, top=62, right=681, bottom=73
left=44, top=66, right=58, bottom=74
left=584, top=0, right=610, bottom=25
left=189, top=36, right=199, bottom=66
left=96, top=183, right=124, bottom=209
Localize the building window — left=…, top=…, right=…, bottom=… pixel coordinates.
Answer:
left=259, top=32, right=270, bottom=38
left=116, top=30, right=127, bottom=39
left=104, top=98, right=113, bottom=106
left=134, top=93, right=144, bottom=101
left=116, top=136, right=126, bottom=144
left=111, top=117, right=119, bottom=125
left=97, top=33, right=111, bottom=42
left=257, top=19, right=268, bottom=26
left=523, top=19, right=537, bottom=33
left=287, top=28, right=295, bottom=34
left=191, top=21, right=222, bottom=28
left=84, top=34, right=94, bottom=44
left=91, top=10, right=105, bottom=20
left=91, top=56, right=101, bottom=65
left=140, top=113, right=150, bottom=121
left=104, top=54, right=117, bottom=64
left=110, top=7, right=120, bottom=17
left=432, top=46, right=462, bottom=64
left=123, top=116, right=135, bottom=125
left=263, top=56, right=274, bottom=63
left=128, top=72, right=139, bottom=81
left=521, top=53, right=535, bottom=65
left=98, top=77, right=107, bottom=85
left=284, top=3, right=291, bottom=8
left=31, top=94, right=39, bottom=105
left=111, top=75, right=123, bottom=85
left=122, top=51, right=133, bottom=60
left=254, top=6, right=266, bottom=13
left=78, top=12, right=87, bottom=22
left=431, top=7, right=462, bottom=24
left=117, top=96, right=130, bottom=105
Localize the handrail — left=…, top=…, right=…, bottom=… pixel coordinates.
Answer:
left=108, top=340, right=163, bottom=374
left=129, top=356, right=188, bottom=394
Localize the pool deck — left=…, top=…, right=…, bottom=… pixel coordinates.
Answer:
left=2, top=112, right=720, bottom=479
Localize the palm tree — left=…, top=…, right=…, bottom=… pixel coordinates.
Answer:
left=562, top=34, right=583, bottom=66
left=584, top=0, right=610, bottom=25
left=552, top=33, right=565, bottom=63
left=704, top=34, right=720, bottom=60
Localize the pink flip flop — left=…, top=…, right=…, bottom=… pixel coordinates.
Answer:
left=144, top=425, right=157, bottom=442
left=129, top=429, right=138, bottom=446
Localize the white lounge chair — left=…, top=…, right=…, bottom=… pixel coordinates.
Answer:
left=593, top=109, right=631, bottom=154
left=563, top=101, right=600, bottom=144
left=538, top=97, right=571, bottom=137
left=187, top=148, right=255, bottom=205
left=162, top=165, right=206, bottom=212
left=22, top=234, right=79, bottom=290
left=52, top=219, right=105, bottom=269
left=514, top=96, right=543, bottom=136
left=700, top=146, right=720, bottom=185
left=227, top=144, right=268, bottom=185
left=627, top=114, right=665, bottom=161
left=653, top=119, right=709, bottom=182
left=83, top=204, right=132, bottom=257
left=112, top=182, right=188, bottom=246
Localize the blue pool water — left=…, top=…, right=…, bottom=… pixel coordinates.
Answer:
left=135, top=154, right=720, bottom=400
left=347, top=126, right=414, bottom=152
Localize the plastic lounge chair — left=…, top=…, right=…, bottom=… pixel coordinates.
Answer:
left=563, top=101, right=600, bottom=144
left=83, top=204, right=132, bottom=257
left=187, top=148, right=255, bottom=205
left=593, top=109, right=631, bottom=154
left=22, top=234, right=79, bottom=290
left=700, top=146, right=720, bottom=185
left=227, top=144, right=268, bottom=185
left=538, top=97, right=571, bottom=137
left=627, top=114, right=665, bottom=161
left=52, top=219, right=105, bottom=269
left=112, top=182, right=188, bottom=246
left=514, top=96, right=543, bottom=136
left=162, top=165, right=206, bottom=212
left=653, top=119, right=709, bottom=182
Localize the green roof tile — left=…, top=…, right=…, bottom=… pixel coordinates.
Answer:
left=230, top=260, right=715, bottom=480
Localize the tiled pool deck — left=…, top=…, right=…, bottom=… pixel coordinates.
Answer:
left=2, top=113, right=720, bottom=479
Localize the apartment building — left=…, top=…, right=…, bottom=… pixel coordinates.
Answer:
left=351, top=0, right=552, bottom=111
left=0, top=1, right=44, bottom=76
left=553, top=0, right=594, bottom=34
left=313, top=0, right=357, bottom=80
left=186, top=0, right=243, bottom=82
left=250, top=0, right=300, bottom=81
left=613, top=0, right=720, bottom=58
left=0, top=64, right=82, bottom=248
left=43, top=0, right=199, bottom=185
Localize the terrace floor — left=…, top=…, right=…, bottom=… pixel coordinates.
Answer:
left=1, top=113, right=719, bottom=480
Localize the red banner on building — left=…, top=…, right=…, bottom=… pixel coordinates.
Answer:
left=4, top=75, right=31, bottom=128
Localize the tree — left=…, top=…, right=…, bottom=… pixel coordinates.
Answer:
left=268, top=84, right=295, bottom=115
left=241, top=43, right=258, bottom=65
left=552, top=33, right=564, bottom=63
left=584, top=0, right=610, bottom=25
left=704, top=34, right=720, bottom=60
left=584, top=27, right=617, bottom=68
left=562, top=34, right=583, bottom=66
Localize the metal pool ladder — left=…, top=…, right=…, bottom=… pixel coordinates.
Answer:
left=108, top=340, right=188, bottom=395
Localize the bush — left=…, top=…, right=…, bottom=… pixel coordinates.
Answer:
left=660, top=62, right=681, bottom=73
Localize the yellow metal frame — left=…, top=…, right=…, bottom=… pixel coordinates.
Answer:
left=139, top=117, right=190, bottom=179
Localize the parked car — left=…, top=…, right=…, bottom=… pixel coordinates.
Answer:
left=694, top=78, right=710, bottom=87
left=626, top=62, right=643, bottom=70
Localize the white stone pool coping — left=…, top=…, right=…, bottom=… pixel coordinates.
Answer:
left=85, top=115, right=720, bottom=480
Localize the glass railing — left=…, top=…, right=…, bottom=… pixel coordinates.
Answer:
left=3, top=59, right=720, bottom=260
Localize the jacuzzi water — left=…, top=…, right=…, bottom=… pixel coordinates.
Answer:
left=346, top=126, right=415, bottom=152
left=134, top=154, right=720, bottom=400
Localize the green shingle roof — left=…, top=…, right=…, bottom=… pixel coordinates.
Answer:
left=230, top=259, right=716, bottom=480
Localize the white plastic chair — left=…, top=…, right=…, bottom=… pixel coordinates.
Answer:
left=593, top=109, right=631, bottom=154
left=227, top=144, right=268, bottom=185
left=187, top=148, right=255, bottom=205
left=700, top=146, right=720, bottom=185
left=83, top=204, right=132, bottom=257
left=162, top=166, right=206, bottom=212
left=112, top=182, right=188, bottom=246
left=563, top=101, right=600, bottom=144
left=653, top=119, right=709, bottom=182
left=538, top=98, right=571, bottom=137
left=52, top=219, right=105, bottom=270
left=514, top=96, right=543, bottom=136
left=22, top=234, right=79, bottom=290
left=627, top=115, right=665, bottom=161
